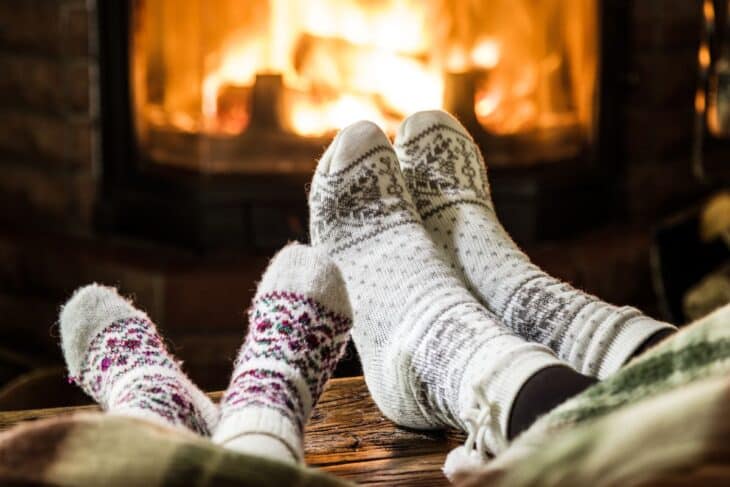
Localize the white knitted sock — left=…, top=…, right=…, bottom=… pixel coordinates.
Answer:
left=308, top=121, right=563, bottom=454
left=59, top=284, right=219, bottom=434
left=212, top=243, right=353, bottom=464
left=395, top=110, right=676, bottom=379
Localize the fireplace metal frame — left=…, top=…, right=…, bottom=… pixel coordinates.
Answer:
left=96, top=0, right=625, bottom=250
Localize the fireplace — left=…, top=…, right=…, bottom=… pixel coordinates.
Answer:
left=97, top=0, right=619, bottom=249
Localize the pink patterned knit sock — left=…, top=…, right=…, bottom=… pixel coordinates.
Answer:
left=59, top=285, right=219, bottom=435
left=212, top=243, right=353, bottom=464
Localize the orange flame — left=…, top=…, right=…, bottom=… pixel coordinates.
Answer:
left=138, top=0, right=596, bottom=140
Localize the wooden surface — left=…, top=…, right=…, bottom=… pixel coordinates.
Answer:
left=0, top=376, right=464, bottom=486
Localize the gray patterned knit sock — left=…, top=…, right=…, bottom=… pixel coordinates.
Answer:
left=309, top=120, right=563, bottom=454
left=394, top=110, right=676, bottom=379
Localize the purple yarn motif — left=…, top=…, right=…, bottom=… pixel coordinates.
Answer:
left=220, top=291, right=351, bottom=430
left=73, top=317, right=209, bottom=435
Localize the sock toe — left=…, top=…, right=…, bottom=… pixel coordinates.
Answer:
left=59, top=283, right=147, bottom=377
left=318, top=120, right=390, bottom=174
left=396, top=109, right=467, bottom=143
left=309, top=119, right=412, bottom=248
left=256, top=242, right=352, bottom=319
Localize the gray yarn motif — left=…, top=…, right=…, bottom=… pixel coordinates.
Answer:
left=508, top=279, right=589, bottom=358
left=411, top=300, right=517, bottom=429
left=310, top=148, right=419, bottom=247
left=512, top=282, right=569, bottom=345
left=398, top=124, right=490, bottom=213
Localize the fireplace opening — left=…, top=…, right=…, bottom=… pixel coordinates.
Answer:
left=132, top=0, right=597, bottom=173
left=98, top=0, right=615, bottom=249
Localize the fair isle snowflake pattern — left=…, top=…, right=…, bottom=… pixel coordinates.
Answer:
left=70, top=317, right=210, bottom=435
left=220, top=291, right=352, bottom=434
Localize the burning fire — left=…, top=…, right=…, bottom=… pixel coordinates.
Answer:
left=140, top=0, right=595, bottom=139
left=200, top=0, right=446, bottom=136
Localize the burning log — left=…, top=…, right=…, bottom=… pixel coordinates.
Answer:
left=443, top=70, right=480, bottom=133
left=250, top=73, right=285, bottom=132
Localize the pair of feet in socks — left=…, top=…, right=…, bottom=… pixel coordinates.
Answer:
left=60, top=110, right=675, bottom=469
left=307, top=110, right=676, bottom=456
left=59, top=244, right=352, bottom=464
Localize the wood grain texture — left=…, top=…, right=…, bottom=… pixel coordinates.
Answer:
left=0, top=376, right=464, bottom=486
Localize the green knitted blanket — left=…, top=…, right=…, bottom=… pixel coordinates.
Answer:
left=454, top=303, right=730, bottom=486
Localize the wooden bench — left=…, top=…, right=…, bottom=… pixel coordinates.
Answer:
left=0, top=376, right=465, bottom=486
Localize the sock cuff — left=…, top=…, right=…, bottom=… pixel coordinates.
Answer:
left=59, top=284, right=148, bottom=378
left=254, top=242, right=352, bottom=319
left=595, top=314, right=677, bottom=379
left=213, top=407, right=303, bottom=461
left=221, top=434, right=299, bottom=465
left=460, top=342, right=564, bottom=455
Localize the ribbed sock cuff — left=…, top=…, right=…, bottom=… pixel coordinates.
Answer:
left=213, top=407, right=303, bottom=462
left=595, top=315, right=677, bottom=379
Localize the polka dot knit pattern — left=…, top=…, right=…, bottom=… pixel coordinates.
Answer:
left=309, top=120, right=563, bottom=454
left=59, top=284, right=219, bottom=435
left=395, top=110, right=676, bottom=379
left=212, top=243, right=353, bottom=464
